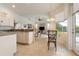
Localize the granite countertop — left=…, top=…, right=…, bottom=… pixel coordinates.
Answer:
left=0, top=29, right=34, bottom=36
left=8, top=29, right=34, bottom=32
left=0, top=31, right=16, bottom=36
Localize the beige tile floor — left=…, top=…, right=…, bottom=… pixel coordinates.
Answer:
left=16, top=34, right=76, bottom=56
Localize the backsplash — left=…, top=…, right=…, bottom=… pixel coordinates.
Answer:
left=15, top=23, right=33, bottom=29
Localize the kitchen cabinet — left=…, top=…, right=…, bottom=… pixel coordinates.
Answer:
left=16, top=29, right=34, bottom=44
left=0, top=32, right=16, bottom=56
left=0, top=18, right=14, bottom=27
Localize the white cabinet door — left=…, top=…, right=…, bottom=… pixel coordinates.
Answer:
left=0, top=18, right=14, bottom=26
left=28, top=32, right=33, bottom=44
left=0, top=34, right=16, bottom=56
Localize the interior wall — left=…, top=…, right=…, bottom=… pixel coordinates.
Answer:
left=66, top=4, right=73, bottom=50
left=73, top=3, right=79, bottom=13
left=55, top=4, right=74, bottom=50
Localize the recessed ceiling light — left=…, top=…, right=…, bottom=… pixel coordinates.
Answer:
left=12, top=5, right=15, bottom=8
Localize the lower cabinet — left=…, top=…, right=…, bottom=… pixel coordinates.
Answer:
left=17, top=31, right=34, bottom=44
left=0, top=34, right=16, bottom=56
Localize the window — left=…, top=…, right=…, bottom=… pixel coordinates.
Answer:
left=56, top=20, right=67, bottom=32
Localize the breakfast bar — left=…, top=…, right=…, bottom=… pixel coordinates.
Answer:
left=8, top=29, right=34, bottom=44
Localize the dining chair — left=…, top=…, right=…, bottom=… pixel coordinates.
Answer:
left=48, top=30, right=57, bottom=51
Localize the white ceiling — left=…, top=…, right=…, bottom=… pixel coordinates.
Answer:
left=0, top=3, right=66, bottom=23
left=1, top=3, right=63, bottom=16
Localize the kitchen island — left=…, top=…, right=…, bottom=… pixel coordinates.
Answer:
left=0, top=29, right=34, bottom=56
left=8, top=29, right=34, bottom=44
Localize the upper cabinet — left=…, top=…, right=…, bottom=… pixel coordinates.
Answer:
left=0, top=11, right=14, bottom=27
left=0, top=18, right=14, bottom=27
left=73, top=4, right=79, bottom=13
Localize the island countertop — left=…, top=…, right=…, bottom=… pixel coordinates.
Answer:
left=7, top=29, right=34, bottom=32
left=0, top=29, right=34, bottom=44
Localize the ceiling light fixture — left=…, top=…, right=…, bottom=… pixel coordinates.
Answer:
left=12, top=5, right=15, bottom=8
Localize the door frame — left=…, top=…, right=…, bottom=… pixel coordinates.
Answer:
left=72, top=10, right=79, bottom=55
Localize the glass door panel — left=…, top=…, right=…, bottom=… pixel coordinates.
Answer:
left=72, top=12, right=79, bottom=55
left=75, top=12, right=79, bottom=51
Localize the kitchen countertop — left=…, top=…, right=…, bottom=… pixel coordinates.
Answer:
left=0, top=31, right=16, bottom=36
left=7, top=29, right=34, bottom=32
left=0, top=29, right=34, bottom=36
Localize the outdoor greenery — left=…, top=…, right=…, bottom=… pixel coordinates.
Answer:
left=56, top=23, right=62, bottom=32
left=56, top=22, right=67, bottom=32
left=76, top=26, right=79, bottom=33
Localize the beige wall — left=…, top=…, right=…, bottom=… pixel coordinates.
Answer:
left=48, top=21, right=56, bottom=30
left=57, top=32, right=68, bottom=48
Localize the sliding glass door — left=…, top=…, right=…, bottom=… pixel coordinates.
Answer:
left=72, top=11, right=79, bottom=55
left=75, top=12, right=79, bottom=51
